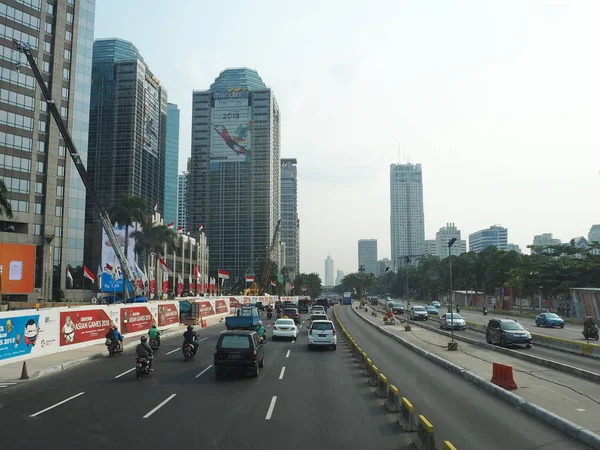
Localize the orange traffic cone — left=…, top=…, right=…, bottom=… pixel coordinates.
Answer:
left=20, top=361, right=29, bottom=380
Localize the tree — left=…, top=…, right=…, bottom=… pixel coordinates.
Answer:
left=340, top=271, right=376, bottom=299
left=0, top=179, right=13, bottom=219
left=293, top=273, right=322, bottom=298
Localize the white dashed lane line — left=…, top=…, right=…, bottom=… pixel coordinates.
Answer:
left=30, top=392, right=86, bottom=418
left=143, top=394, right=177, bottom=419
left=195, top=365, right=213, bottom=379
left=265, top=396, right=277, bottom=420
left=279, top=367, right=286, bottom=379
left=286, top=350, right=290, bottom=358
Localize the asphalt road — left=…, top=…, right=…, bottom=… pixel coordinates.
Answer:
left=0, top=313, right=402, bottom=450
left=336, top=305, right=589, bottom=450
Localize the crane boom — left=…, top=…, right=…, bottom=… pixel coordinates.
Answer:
left=13, top=40, right=137, bottom=297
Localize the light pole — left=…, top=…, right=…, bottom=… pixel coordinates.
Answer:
left=404, top=256, right=410, bottom=325
left=448, top=238, right=457, bottom=344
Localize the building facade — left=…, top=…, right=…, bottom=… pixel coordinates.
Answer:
left=280, top=158, right=299, bottom=278
left=84, top=38, right=167, bottom=275
left=335, top=269, right=345, bottom=285
left=390, top=163, right=425, bottom=269
left=377, top=258, right=391, bottom=276
left=188, top=68, right=280, bottom=284
left=0, top=0, right=96, bottom=301
left=436, top=223, right=466, bottom=258
left=324, top=254, right=334, bottom=286
left=177, top=173, right=187, bottom=229
left=505, top=243, right=521, bottom=253
left=424, top=240, right=437, bottom=256
left=164, top=103, right=179, bottom=226
left=468, top=225, right=508, bottom=253
left=358, top=239, right=378, bottom=275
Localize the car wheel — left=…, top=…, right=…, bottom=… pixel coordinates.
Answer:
left=486, top=333, right=492, bottom=344
left=560, top=324, right=564, bottom=329
left=500, top=336, right=507, bottom=347
left=259, top=356, right=264, bottom=368
left=252, top=364, right=260, bottom=377
left=526, top=344, right=532, bottom=348
left=536, top=322, right=540, bottom=327
left=332, top=344, right=337, bottom=350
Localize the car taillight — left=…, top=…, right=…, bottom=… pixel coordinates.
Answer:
left=309, top=328, right=313, bottom=335
left=252, top=350, right=257, bottom=360
left=332, top=329, right=336, bottom=335
left=273, top=326, right=278, bottom=330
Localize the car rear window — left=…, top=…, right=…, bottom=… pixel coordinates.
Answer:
left=284, top=309, right=297, bottom=314
left=312, top=315, right=327, bottom=321
left=312, top=322, right=333, bottom=330
left=276, top=319, right=294, bottom=326
left=219, top=335, right=251, bottom=349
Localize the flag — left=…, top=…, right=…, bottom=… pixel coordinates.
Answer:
left=177, top=274, right=183, bottom=296
left=198, top=224, right=204, bottom=232
left=66, top=267, right=73, bottom=285
left=290, top=282, right=295, bottom=289
left=159, top=257, right=173, bottom=275
left=218, top=269, right=229, bottom=280
left=176, top=226, right=184, bottom=236
left=245, top=275, right=255, bottom=283
left=194, top=264, right=200, bottom=279
left=166, top=222, right=175, bottom=230
left=188, top=273, right=193, bottom=293
left=162, top=278, right=169, bottom=294
left=153, top=201, right=158, bottom=212
left=96, top=264, right=102, bottom=288
left=271, top=280, right=276, bottom=287
left=149, top=268, right=155, bottom=295
left=104, top=263, right=113, bottom=273
left=135, top=261, right=147, bottom=283
left=83, top=265, right=95, bottom=282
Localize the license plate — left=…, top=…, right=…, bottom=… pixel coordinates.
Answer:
left=229, top=354, right=241, bottom=360
left=281, top=328, right=289, bottom=330
left=318, top=334, right=327, bottom=337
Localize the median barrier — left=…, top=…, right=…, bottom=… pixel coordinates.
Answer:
left=386, top=384, right=400, bottom=412
left=398, top=397, right=417, bottom=432
left=359, top=351, right=368, bottom=369
left=443, top=441, right=458, bottom=450
left=490, top=362, right=518, bottom=390
left=415, top=415, right=436, bottom=450
left=376, top=372, right=389, bottom=398
left=369, top=364, right=380, bottom=386
left=363, top=358, right=373, bottom=377
left=355, top=347, right=364, bottom=363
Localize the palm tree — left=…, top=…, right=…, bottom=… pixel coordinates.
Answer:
left=109, top=193, right=146, bottom=299
left=0, top=179, right=13, bottom=219
left=130, top=218, right=177, bottom=299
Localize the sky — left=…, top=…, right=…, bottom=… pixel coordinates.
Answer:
left=95, top=0, right=600, bottom=279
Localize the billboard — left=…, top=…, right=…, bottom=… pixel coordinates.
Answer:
left=157, top=304, right=179, bottom=327
left=0, top=310, right=59, bottom=361
left=101, top=223, right=136, bottom=292
left=59, top=309, right=112, bottom=347
left=211, top=90, right=253, bottom=163
left=0, top=243, right=35, bottom=294
left=120, top=305, right=153, bottom=334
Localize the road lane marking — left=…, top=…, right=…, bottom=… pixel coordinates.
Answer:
left=143, top=394, right=177, bottom=419
left=166, top=348, right=179, bottom=355
left=286, top=350, right=290, bottom=358
left=198, top=337, right=208, bottom=342
left=265, top=396, right=277, bottom=420
left=30, top=392, right=85, bottom=417
left=299, top=325, right=302, bottom=329
left=195, top=365, right=213, bottom=379
left=267, top=324, right=272, bottom=328
left=114, top=367, right=136, bottom=379
left=291, top=339, right=295, bottom=344
left=279, top=367, right=286, bottom=379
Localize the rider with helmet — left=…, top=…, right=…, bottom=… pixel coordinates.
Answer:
left=148, top=323, right=161, bottom=348
left=106, top=324, right=123, bottom=353
left=136, top=336, right=154, bottom=370
left=183, top=325, right=199, bottom=356
left=584, top=316, right=596, bottom=337
left=255, top=320, right=266, bottom=341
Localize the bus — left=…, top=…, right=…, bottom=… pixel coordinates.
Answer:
left=342, top=292, right=352, bottom=305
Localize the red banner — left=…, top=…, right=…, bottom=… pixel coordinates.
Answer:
left=120, top=306, right=153, bottom=334
left=215, top=299, right=228, bottom=315
left=158, top=304, right=179, bottom=327
left=229, top=297, right=241, bottom=309
left=197, top=301, right=215, bottom=317
left=59, top=309, right=112, bottom=346
left=162, top=279, right=169, bottom=294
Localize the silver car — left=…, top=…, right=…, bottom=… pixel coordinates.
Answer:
left=440, top=313, right=466, bottom=330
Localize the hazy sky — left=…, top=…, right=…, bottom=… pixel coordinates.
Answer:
left=95, top=0, right=600, bottom=278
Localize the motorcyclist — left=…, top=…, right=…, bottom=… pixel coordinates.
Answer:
left=136, top=336, right=154, bottom=370
left=148, top=323, right=161, bottom=348
left=183, top=325, right=199, bottom=356
left=483, top=305, right=488, bottom=315
left=106, top=325, right=123, bottom=352
left=255, top=321, right=266, bottom=341
left=583, top=316, right=596, bottom=337
left=456, top=305, right=461, bottom=313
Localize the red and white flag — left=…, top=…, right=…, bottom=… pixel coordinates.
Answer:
left=83, top=265, right=95, bottom=282
left=66, top=267, right=73, bottom=285
left=290, top=282, right=295, bottom=289
left=162, top=278, right=169, bottom=294
left=149, top=268, right=155, bottom=295
left=193, top=264, right=200, bottom=279
left=188, top=273, right=193, bottom=293
left=177, top=274, right=183, bottom=296
left=166, top=222, right=175, bottom=230
left=270, top=280, right=276, bottom=287
left=176, top=226, right=184, bottom=235
left=153, top=201, right=158, bottom=212
left=245, top=275, right=255, bottom=283
left=198, top=224, right=204, bottom=232
left=218, top=269, right=229, bottom=280
left=159, top=257, right=173, bottom=275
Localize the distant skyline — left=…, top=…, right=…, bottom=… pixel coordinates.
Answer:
left=95, top=1, right=600, bottom=275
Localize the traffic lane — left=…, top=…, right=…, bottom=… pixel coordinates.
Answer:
left=337, top=306, right=589, bottom=450
left=271, top=328, right=402, bottom=449
left=1, top=326, right=292, bottom=449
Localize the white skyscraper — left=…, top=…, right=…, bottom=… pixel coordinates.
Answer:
left=358, top=239, right=378, bottom=274
left=390, top=163, right=425, bottom=268
left=324, top=255, right=334, bottom=286
left=436, top=223, right=466, bottom=258
left=588, top=225, right=600, bottom=244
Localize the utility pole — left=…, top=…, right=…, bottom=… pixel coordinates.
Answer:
left=448, top=238, right=457, bottom=346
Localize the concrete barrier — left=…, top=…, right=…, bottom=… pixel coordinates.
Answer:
left=443, top=441, right=458, bottom=450
left=415, top=414, right=436, bottom=450
left=386, top=384, right=400, bottom=412
left=363, top=358, right=373, bottom=377
left=369, top=364, right=380, bottom=386
left=355, top=347, right=364, bottom=363
left=376, top=372, right=389, bottom=398
left=359, top=351, right=368, bottom=369
left=398, top=397, right=417, bottom=432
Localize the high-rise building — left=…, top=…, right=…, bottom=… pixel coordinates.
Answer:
left=469, top=225, right=507, bottom=253
left=0, top=0, right=96, bottom=302
left=85, top=38, right=168, bottom=273
left=324, top=254, right=334, bottom=286
left=164, top=103, right=179, bottom=226
left=281, top=158, right=299, bottom=278
left=188, top=68, right=280, bottom=283
left=436, top=223, right=466, bottom=258
left=533, top=233, right=561, bottom=247
left=505, top=243, right=521, bottom=253
left=424, top=240, right=437, bottom=256
left=589, top=225, right=600, bottom=244
left=358, top=239, right=378, bottom=275
left=390, top=163, right=425, bottom=269
left=377, top=258, right=391, bottom=276
left=335, top=269, right=345, bottom=285
left=177, top=173, right=187, bottom=229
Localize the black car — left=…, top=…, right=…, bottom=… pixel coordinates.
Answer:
left=284, top=308, right=300, bottom=324
left=316, top=298, right=330, bottom=310
left=389, top=302, right=404, bottom=315
left=486, top=318, right=532, bottom=348
left=214, top=330, right=265, bottom=378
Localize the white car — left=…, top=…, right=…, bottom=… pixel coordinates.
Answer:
left=440, top=313, right=466, bottom=330
left=308, top=320, right=337, bottom=350
left=272, top=318, right=298, bottom=340
left=310, top=305, right=325, bottom=315
left=310, top=313, right=328, bottom=323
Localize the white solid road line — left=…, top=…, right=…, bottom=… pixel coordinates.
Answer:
left=279, top=367, right=286, bottom=379
left=286, top=350, right=291, bottom=358
left=114, top=367, right=136, bottom=379
left=267, top=324, right=272, bottom=328
left=291, top=339, right=295, bottom=344
left=198, top=337, right=208, bottom=342
left=265, top=396, right=277, bottom=420
left=165, top=348, right=179, bottom=355
left=30, top=392, right=85, bottom=417
left=143, top=394, right=177, bottom=419
left=195, top=365, right=213, bottom=379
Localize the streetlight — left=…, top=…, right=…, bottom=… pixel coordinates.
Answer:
left=448, top=238, right=457, bottom=345
left=404, top=256, right=410, bottom=326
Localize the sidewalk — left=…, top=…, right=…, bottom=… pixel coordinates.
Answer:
left=0, top=314, right=226, bottom=384
left=353, top=306, right=600, bottom=435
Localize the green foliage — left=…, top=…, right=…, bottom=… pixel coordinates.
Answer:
left=340, top=271, right=376, bottom=299
left=293, top=273, right=322, bottom=298
left=0, top=178, right=13, bottom=219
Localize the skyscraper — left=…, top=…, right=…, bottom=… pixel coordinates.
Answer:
left=469, top=225, right=508, bottom=253
left=177, top=173, right=187, bottom=229
left=281, top=158, right=299, bottom=278
left=335, top=269, right=345, bottom=285
left=164, top=103, right=180, bottom=226
left=85, top=38, right=168, bottom=272
left=390, top=163, right=425, bottom=269
left=358, top=239, right=378, bottom=275
left=188, top=68, right=280, bottom=283
left=324, top=255, right=334, bottom=286
left=436, top=223, right=466, bottom=258
left=0, top=0, right=96, bottom=302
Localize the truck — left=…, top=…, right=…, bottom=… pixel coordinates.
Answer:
left=225, top=305, right=261, bottom=330
left=342, top=292, right=352, bottom=305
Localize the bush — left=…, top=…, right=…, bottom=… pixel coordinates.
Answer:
left=52, top=288, right=65, bottom=302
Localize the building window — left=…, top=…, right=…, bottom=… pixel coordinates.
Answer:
left=63, top=49, right=71, bottom=61
left=42, top=60, right=50, bottom=72
left=34, top=202, right=42, bottom=214
left=44, top=41, right=51, bottom=53
left=57, top=165, right=65, bottom=177
left=0, top=131, right=33, bottom=152
left=16, top=0, right=42, bottom=11
left=58, top=145, right=66, bottom=157
left=63, top=68, right=70, bottom=80
left=67, top=0, right=74, bottom=4
left=39, top=120, right=46, bottom=132
left=40, top=100, right=47, bottom=112
left=2, top=176, right=30, bottom=194
left=0, top=23, right=40, bottom=49
left=0, top=66, right=36, bottom=90
left=37, top=161, right=44, bottom=173
left=65, top=30, right=72, bottom=42
left=60, top=106, right=68, bottom=118
left=33, top=224, right=41, bottom=235
left=56, top=185, right=64, bottom=197
left=46, top=3, right=54, bottom=14
left=0, top=110, right=34, bottom=131
left=0, top=88, right=35, bottom=110
left=35, top=181, right=43, bottom=194
left=38, top=141, right=45, bottom=153
left=44, top=22, right=53, bottom=34
left=54, top=226, right=62, bottom=237
left=61, top=87, right=69, bottom=99
left=66, top=12, right=73, bottom=23
left=55, top=205, right=63, bottom=217
left=0, top=154, right=31, bottom=173
left=0, top=4, right=41, bottom=30
left=10, top=199, right=29, bottom=213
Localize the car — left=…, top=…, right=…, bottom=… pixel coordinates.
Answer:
left=535, top=312, right=565, bottom=328
left=426, top=305, right=439, bottom=316
left=272, top=318, right=298, bottom=340
left=310, top=313, right=328, bottom=323
left=316, top=298, right=330, bottom=310
left=431, top=301, right=441, bottom=308
left=308, top=320, right=337, bottom=350
left=213, top=330, right=265, bottom=378
left=310, top=305, right=325, bottom=315
left=283, top=308, right=300, bottom=324
left=486, top=318, right=532, bottom=348
left=390, top=302, right=404, bottom=314
left=409, top=306, right=428, bottom=320
left=440, top=313, right=466, bottom=330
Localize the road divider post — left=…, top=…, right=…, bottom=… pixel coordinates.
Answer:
left=359, top=351, right=368, bottom=369
left=398, top=397, right=417, bottom=431
left=363, top=358, right=373, bottom=377
left=376, top=372, right=389, bottom=398
left=415, top=414, right=436, bottom=450
left=490, top=362, right=517, bottom=390
left=386, top=384, right=400, bottom=412
left=369, top=364, right=380, bottom=386
left=355, top=347, right=364, bottom=364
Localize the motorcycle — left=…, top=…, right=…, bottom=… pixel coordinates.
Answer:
left=105, top=338, right=123, bottom=357
left=135, top=357, right=151, bottom=380
left=266, top=310, right=273, bottom=320
left=150, top=337, right=160, bottom=352
left=183, top=342, right=196, bottom=361
left=583, top=324, right=599, bottom=341
left=483, top=307, right=488, bottom=316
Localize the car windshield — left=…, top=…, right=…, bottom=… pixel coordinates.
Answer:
left=446, top=314, right=463, bottom=319
left=219, top=335, right=251, bottom=349
left=427, top=306, right=437, bottom=310
left=312, top=322, right=333, bottom=330
left=501, top=321, right=525, bottom=331
left=545, top=313, right=560, bottom=319
left=393, top=303, right=402, bottom=307
left=414, top=306, right=425, bottom=311
left=276, top=319, right=294, bottom=326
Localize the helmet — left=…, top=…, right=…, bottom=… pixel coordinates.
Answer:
left=258, top=321, right=263, bottom=326
left=141, top=336, right=148, bottom=343
left=152, top=324, right=157, bottom=328
left=187, top=325, right=193, bottom=332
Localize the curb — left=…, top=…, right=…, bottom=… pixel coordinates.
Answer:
left=350, top=305, right=600, bottom=450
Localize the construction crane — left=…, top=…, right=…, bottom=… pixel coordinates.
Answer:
left=13, top=40, right=137, bottom=298
left=258, top=220, right=281, bottom=294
